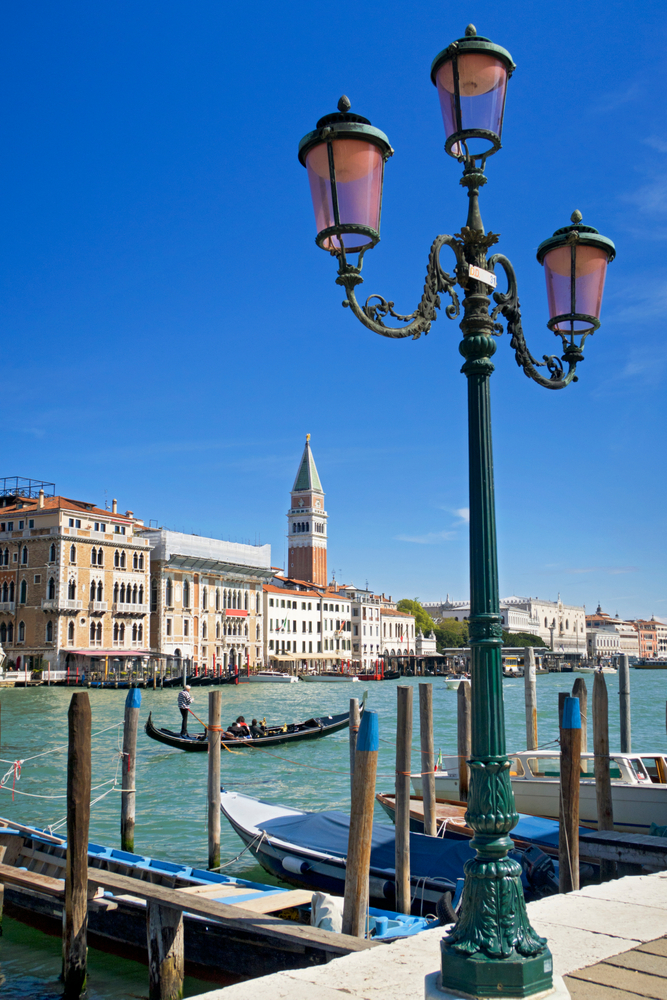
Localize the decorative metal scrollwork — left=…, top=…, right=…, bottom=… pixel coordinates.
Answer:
left=488, top=253, right=580, bottom=390
left=335, top=235, right=463, bottom=340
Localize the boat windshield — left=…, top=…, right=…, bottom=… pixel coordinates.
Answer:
left=636, top=756, right=667, bottom=784
left=524, top=756, right=623, bottom=780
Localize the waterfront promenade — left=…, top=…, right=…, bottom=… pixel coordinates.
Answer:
left=190, top=873, right=667, bottom=1000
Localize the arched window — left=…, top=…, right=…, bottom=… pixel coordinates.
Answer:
left=21, top=546, right=28, bottom=565
left=46, top=620, right=54, bottom=642
left=244, top=591, right=248, bottom=610
left=202, top=621, right=207, bottom=639
left=90, top=581, right=96, bottom=601
left=6, top=622, right=13, bottom=643
left=544, top=617, right=548, bottom=627
left=202, top=587, right=207, bottom=610
left=113, top=622, right=119, bottom=641
left=91, top=547, right=97, bottom=565
left=232, top=590, right=237, bottom=609
left=565, top=619, right=569, bottom=630
left=138, top=623, right=143, bottom=642
left=256, top=623, right=260, bottom=640
left=166, top=579, right=173, bottom=606
left=0, top=623, right=6, bottom=643
left=132, top=584, right=138, bottom=604
left=119, top=623, right=125, bottom=641
left=68, top=621, right=74, bottom=643
left=183, top=581, right=190, bottom=608
left=120, top=583, right=126, bottom=603
left=132, top=623, right=138, bottom=642
left=18, top=621, right=25, bottom=642
left=138, top=553, right=144, bottom=570
left=2, top=548, right=9, bottom=566
left=292, top=524, right=296, bottom=533
left=114, top=550, right=120, bottom=568
left=70, top=545, right=76, bottom=563
left=96, top=581, right=103, bottom=601
left=49, top=543, right=56, bottom=562
left=9, top=581, right=14, bottom=602
left=133, top=553, right=138, bottom=569
left=68, top=580, right=76, bottom=600
left=113, top=582, right=119, bottom=602
left=90, top=622, right=96, bottom=642
left=216, top=621, right=220, bottom=639
left=138, top=584, right=144, bottom=604
left=96, top=622, right=102, bottom=642
left=1, top=582, right=7, bottom=602
left=120, top=551, right=126, bottom=569
left=215, top=588, right=220, bottom=611
left=97, top=548, right=103, bottom=567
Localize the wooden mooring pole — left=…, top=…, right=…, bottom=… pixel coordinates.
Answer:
left=63, top=692, right=92, bottom=998
left=208, top=690, right=222, bottom=871
left=419, top=683, right=436, bottom=837
left=619, top=654, right=631, bottom=752
left=457, top=680, right=471, bottom=801
left=592, top=671, right=616, bottom=881
left=559, top=695, right=581, bottom=894
left=121, top=686, right=141, bottom=853
left=571, top=676, right=588, bottom=753
left=349, top=697, right=360, bottom=785
left=342, top=710, right=378, bottom=937
left=395, top=686, right=412, bottom=914
left=147, top=900, right=184, bottom=1000
left=524, top=647, right=538, bottom=751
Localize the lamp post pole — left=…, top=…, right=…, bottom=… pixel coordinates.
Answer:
left=299, top=24, right=615, bottom=999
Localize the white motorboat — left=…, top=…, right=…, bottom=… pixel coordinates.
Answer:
left=444, top=674, right=469, bottom=690
left=412, top=749, right=667, bottom=834
left=301, top=673, right=359, bottom=683
left=248, top=671, right=299, bottom=683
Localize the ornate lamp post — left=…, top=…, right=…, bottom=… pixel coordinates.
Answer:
left=298, top=24, right=615, bottom=1000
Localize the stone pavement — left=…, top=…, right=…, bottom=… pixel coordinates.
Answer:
left=189, top=873, right=667, bottom=1000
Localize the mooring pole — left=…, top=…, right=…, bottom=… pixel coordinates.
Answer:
left=63, top=692, right=92, bottom=998
left=457, top=680, right=471, bottom=801
left=121, top=686, right=141, bottom=853
left=592, top=671, right=616, bottom=881
left=419, top=683, right=436, bottom=836
left=147, top=901, right=184, bottom=1000
left=559, top=696, right=581, bottom=894
left=208, top=689, right=222, bottom=871
left=571, top=676, right=588, bottom=754
left=395, top=685, right=412, bottom=914
left=619, top=654, right=631, bottom=752
left=342, top=710, right=378, bottom=937
left=349, top=697, right=360, bottom=786
left=524, top=647, right=538, bottom=750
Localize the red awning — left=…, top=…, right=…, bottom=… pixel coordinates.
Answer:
left=224, top=610, right=248, bottom=617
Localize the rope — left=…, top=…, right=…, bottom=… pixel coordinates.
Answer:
left=208, top=831, right=267, bottom=870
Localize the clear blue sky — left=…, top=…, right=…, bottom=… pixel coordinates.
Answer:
left=2, top=1, right=665, bottom=620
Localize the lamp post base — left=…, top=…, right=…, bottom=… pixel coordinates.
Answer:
left=425, top=971, right=570, bottom=1000
left=439, top=941, right=554, bottom=1000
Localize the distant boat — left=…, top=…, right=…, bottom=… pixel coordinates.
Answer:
left=301, top=673, right=360, bottom=683
left=444, top=674, right=469, bottom=690
left=248, top=671, right=299, bottom=683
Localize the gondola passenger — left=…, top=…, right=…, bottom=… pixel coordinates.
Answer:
left=250, top=719, right=264, bottom=738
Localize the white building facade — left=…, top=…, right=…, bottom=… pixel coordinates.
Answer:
left=264, top=581, right=351, bottom=669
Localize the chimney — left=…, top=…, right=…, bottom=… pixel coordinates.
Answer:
left=112, top=498, right=117, bottom=513
left=38, top=489, right=44, bottom=509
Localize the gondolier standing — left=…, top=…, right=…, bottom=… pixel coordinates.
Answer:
left=178, top=685, right=193, bottom=736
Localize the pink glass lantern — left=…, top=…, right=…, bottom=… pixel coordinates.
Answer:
left=299, top=97, right=392, bottom=254
left=537, top=212, right=616, bottom=341
left=431, top=26, right=515, bottom=159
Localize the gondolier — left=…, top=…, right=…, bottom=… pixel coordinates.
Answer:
left=178, top=685, right=193, bottom=736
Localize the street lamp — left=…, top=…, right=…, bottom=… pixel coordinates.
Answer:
left=298, top=23, right=615, bottom=1000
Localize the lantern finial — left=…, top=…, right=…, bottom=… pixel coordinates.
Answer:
left=465, top=24, right=477, bottom=36
left=571, top=209, right=583, bottom=224
left=338, top=95, right=351, bottom=113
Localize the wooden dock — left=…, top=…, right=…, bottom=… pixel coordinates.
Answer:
left=567, top=937, right=667, bottom=1000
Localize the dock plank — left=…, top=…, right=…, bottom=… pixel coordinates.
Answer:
left=233, top=890, right=313, bottom=913
left=568, top=964, right=667, bottom=1000
left=0, top=862, right=64, bottom=897
left=565, top=978, right=649, bottom=1000
left=605, top=953, right=667, bottom=977
left=639, top=940, right=667, bottom=959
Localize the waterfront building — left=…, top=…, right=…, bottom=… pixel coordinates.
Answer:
left=426, top=594, right=586, bottom=652
left=586, top=606, right=640, bottom=659
left=263, top=580, right=351, bottom=669
left=287, top=436, right=327, bottom=587
left=652, top=618, right=667, bottom=658
left=632, top=618, right=659, bottom=660
left=416, top=630, right=438, bottom=656
left=0, top=478, right=150, bottom=674
left=138, top=528, right=273, bottom=672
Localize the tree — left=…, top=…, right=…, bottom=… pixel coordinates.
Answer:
left=502, top=631, right=546, bottom=647
left=396, top=599, right=435, bottom=635
left=434, top=619, right=469, bottom=650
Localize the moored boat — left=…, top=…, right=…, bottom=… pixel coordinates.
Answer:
left=411, top=750, right=667, bottom=834
left=443, top=674, right=469, bottom=690
left=301, top=673, right=360, bottom=683
left=247, top=671, right=299, bottom=683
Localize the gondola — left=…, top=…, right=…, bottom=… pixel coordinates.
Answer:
left=145, top=698, right=363, bottom=752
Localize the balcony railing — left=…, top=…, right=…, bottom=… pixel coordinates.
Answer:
left=113, top=602, right=148, bottom=614
left=0, top=602, right=15, bottom=613
left=41, top=599, right=58, bottom=611
left=89, top=601, right=108, bottom=612
left=64, top=600, right=83, bottom=611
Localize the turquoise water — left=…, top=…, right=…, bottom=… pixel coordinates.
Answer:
left=0, top=671, right=665, bottom=997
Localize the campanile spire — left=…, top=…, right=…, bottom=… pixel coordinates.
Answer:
left=287, top=436, right=327, bottom=586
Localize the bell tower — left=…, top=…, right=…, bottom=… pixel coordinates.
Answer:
left=287, top=435, right=327, bottom=586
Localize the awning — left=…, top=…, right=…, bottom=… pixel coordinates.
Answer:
left=69, top=649, right=153, bottom=658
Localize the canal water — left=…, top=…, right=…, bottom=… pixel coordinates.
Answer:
left=0, top=670, right=664, bottom=998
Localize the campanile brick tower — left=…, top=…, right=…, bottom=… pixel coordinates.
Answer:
left=287, top=435, right=327, bottom=586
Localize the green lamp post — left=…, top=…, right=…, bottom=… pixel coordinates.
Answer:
left=298, top=24, right=615, bottom=1000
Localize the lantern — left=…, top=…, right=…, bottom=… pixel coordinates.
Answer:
left=537, top=211, right=616, bottom=342
left=298, top=96, right=393, bottom=254
left=431, top=25, right=515, bottom=159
